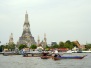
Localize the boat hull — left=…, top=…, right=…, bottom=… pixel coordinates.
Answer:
left=52, top=55, right=87, bottom=60
left=60, top=56, right=84, bottom=59
left=41, top=56, right=51, bottom=59
left=58, top=55, right=86, bottom=59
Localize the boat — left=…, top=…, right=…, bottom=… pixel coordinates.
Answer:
left=40, top=52, right=51, bottom=59
left=64, top=50, right=72, bottom=54
left=67, top=50, right=72, bottom=53
left=52, top=57, right=61, bottom=60
left=55, top=55, right=87, bottom=60
left=41, top=56, right=51, bottom=59
left=52, top=55, right=87, bottom=60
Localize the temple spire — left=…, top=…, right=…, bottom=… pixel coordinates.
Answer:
left=23, top=11, right=31, bottom=35
left=44, top=33, right=47, bottom=46
left=37, top=35, right=40, bottom=46
left=9, top=33, right=14, bottom=44
left=17, top=12, right=36, bottom=47
left=25, top=11, right=28, bottom=23
left=26, top=10, right=27, bottom=14
left=44, top=33, right=46, bottom=42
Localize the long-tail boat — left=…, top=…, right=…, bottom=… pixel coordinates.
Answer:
left=52, top=55, right=87, bottom=60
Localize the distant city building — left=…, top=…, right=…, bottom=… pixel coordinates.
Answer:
left=17, top=11, right=36, bottom=47
left=8, top=33, right=14, bottom=45
left=51, top=42, right=57, bottom=46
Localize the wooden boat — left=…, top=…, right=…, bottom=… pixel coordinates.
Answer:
left=59, top=55, right=86, bottom=59
left=40, top=52, right=51, bottom=59
left=52, top=57, right=61, bottom=60
left=52, top=55, right=87, bottom=60
left=41, top=56, right=51, bottom=59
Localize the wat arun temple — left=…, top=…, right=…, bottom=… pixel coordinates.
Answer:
left=17, top=11, right=36, bottom=47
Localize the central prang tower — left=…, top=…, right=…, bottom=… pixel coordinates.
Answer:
left=17, top=11, right=36, bottom=47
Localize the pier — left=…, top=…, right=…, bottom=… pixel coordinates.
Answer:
left=22, top=51, right=43, bottom=57
left=0, top=52, right=18, bottom=56
left=0, top=51, right=43, bottom=56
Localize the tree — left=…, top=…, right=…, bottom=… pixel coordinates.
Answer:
left=45, top=45, right=50, bottom=51
left=30, top=45, right=37, bottom=49
left=59, top=41, right=64, bottom=48
left=51, top=44, right=59, bottom=48
left=4, top=45, right=9, bottom=49
left=65, top=40, right=71, bottom=44
left=64, top=40, right=74, bottom=49
left=8, top=44, right=15, bottom=51
left=85, top=44, right=91, bottom=50
left=0, top=45, right=4, bottom=52
left=72, top=42, right=78, bottom=47
left=18, top=44, right=27, bottom=50
left=45, top=45, right=50, bottom=48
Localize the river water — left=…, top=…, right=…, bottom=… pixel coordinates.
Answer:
left=0, top=53, right=91, bottom=68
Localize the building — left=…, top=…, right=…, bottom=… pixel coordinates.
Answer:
left=73, top=40, right=85, bottom=50
left=17, top=11, right=36, bottom=47
left=37, top=33, right=47, bottom=48
left=51, top=42, right=57, bottom=46
left=8, top=33, right=14, bottom=45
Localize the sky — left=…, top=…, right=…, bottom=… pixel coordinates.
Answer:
left=0, top=0, right=91, bottom=45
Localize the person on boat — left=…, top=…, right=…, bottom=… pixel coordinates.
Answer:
left=23, top=48, right=25, bottom=53
left=51, top=49, right=61, bottom=60
left=53, top=49, right=61, bottom=58
left=54, top=49, right=58, bottom=54
left=42, top=51, right=48, bottom=56
left=22, top=48, right=28, bottom=57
